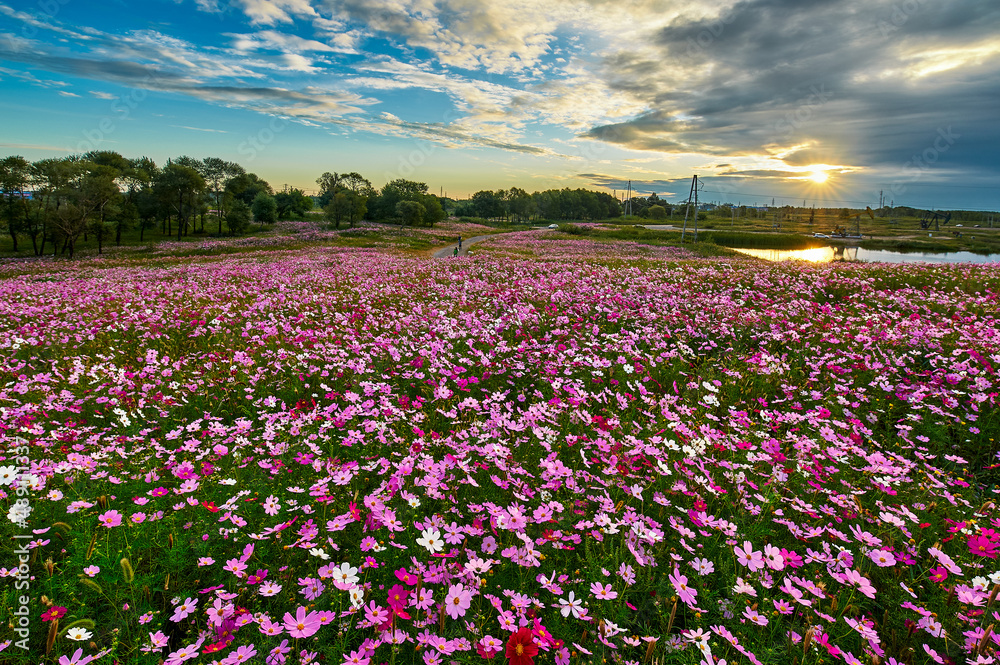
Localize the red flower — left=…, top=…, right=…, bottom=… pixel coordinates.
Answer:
left=202, top=501, right=220, bottom=513
left=506, top=627, right=538, bottom=665
left=41, top=606, right=67, bottom=622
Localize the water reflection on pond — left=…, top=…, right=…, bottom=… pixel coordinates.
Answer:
left=731, top=246, right=1000, bottom=264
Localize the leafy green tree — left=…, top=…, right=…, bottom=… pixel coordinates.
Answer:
left=395, top=200, right=425, bottom=227
left=0, top=155, right=31, bottom=252
left=471, top=190, right=503, bottom=220
left=202, top=158, right=245, bottom=234
left=647, top=204, right=667, bottom=220
left=275, top=188, right=313, bottom=219
left=156, top=162, right=206, bottom=240
left=226, top=200, right=252, bottom=235
left=251, top=192, right=278, bottom=224
left=226, top=172, right=272, bottom=207
left=373, top=179, right=430, bottom=222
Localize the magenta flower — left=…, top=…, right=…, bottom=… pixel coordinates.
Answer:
left=928, top=566, right=948, bottom=583
left=283, top=606, right=322, bottom=638
left=444, top=583, right=472, bottom=619
left=386, top=584, right=409, bottom=612
left=98, top=510, right=122, bottom=528
left=247, top=569, right=268, bottom=585
left=968, top=534, right=999, bottom=559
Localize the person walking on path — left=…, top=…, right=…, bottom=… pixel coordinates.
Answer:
left=458, top=235, right=463, bottom=250
left=453, top=246, right=459, bottom=257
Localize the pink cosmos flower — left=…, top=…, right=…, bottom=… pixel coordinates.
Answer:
left=170, top=598, right=197, bottom=623
left=259, top=582, right=282, bottom=597
left=868, top=549, right=896, bottom=567
left=283, top=606, right=322, bottom=638
left=444, top=583, right=472, bottom=619
left=763, top=544, right=784, bottom=570
left=221, top=644, right=257, bottom=665
left=742, top=606, right=768, bottom=626
left=590, top=582, right=617, bottom=600
left=98, top=510, right=122, bottom=528
left=669, top=568, right=698, bottom=606
left=734, top=541, right=765, bottom=572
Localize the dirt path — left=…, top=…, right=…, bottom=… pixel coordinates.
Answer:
left=432, top=234, right=495, bottom=258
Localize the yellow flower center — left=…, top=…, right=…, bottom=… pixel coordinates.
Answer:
left=515, top=645, right=524, bottom=656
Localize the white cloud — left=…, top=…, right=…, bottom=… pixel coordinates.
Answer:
left=233, top=0, right=318, bottom=26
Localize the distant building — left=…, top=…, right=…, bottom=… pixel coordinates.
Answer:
left=11, top=191, right=33, bottom=200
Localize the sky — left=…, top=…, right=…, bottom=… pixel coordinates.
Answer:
left=1, top=0, right=998, bottom=210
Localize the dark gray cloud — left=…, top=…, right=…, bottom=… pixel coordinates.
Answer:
left=587, top=0, right=1000, bottom=191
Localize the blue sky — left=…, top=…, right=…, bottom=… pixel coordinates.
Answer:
left=1, top=0, right=998, bottom=210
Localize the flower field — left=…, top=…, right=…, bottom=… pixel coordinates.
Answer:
left=1, top=232, right=999, bottom=665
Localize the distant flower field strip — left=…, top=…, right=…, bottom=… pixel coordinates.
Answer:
left=0, top=240, right=998, bottom=665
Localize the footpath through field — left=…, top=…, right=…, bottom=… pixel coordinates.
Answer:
left=431, top=234, right=495, bottom=258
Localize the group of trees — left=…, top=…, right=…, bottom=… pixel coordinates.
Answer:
left=0, top=152, right=309, bottom=257
left=458, top=187, right=622, bottom=222
left=316, top=173, right=445, bottom=228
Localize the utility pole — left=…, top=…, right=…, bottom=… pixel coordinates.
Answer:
left=681, top=175, right=697, bottom=243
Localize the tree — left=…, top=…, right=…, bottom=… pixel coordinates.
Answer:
left=316, top=172, right=343, bottom=208
left=396, top=200, right=425, bottom=227
left=251, top=191, right=278, bottom=224
left=0, top=155, right=31, bottom=252
left=471, top=190, right=503, bottom=220
left=156, top=162, right=206, bottom=241
left=202, top=158, right=245, bottom=234
left=226, top=200, right=251, bottom=235
left=226, top=172, right=272, bottom=207
left=374, top=179, right=429, bottom=222
left=48, top=158, right=118, bottom=258
left=275, top=188, right=313, bottom=219
left=647, top=204, right=667, bottom=220
left=117, top=157, right=155, bottom=245
left=420, top=194, right=444, bottom=227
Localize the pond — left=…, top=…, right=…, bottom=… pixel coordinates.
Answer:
left=731, top=246, right=1000, bottom=264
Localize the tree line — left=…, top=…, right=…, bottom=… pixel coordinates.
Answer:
left=0, top=152, right=310, bottom=258
left=2, top=151, right=681, bottom=258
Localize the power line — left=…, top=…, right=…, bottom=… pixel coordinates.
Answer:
left=698, top=188, right=998, bottom=211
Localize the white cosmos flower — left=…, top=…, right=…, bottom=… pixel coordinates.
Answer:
left=309, top=548, right=330, bottom=560
left=416, top=527, right=444, bottom=553
left=335, top=562, right=359, bottom=586
left=0, top=466, right=17, bottom=486
left=66, top=627, right=93, bottom=641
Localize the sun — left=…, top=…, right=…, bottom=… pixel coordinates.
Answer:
left=808, top=170, right=828, bottom=184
